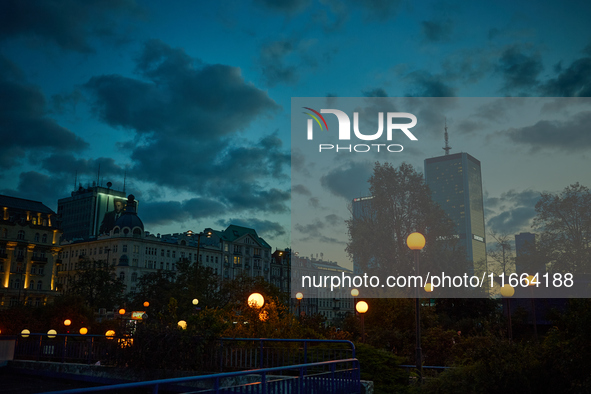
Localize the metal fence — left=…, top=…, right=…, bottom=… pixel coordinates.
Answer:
left=38, top=358, right=361, bottom=394
left=13, top=335, right=356, bottom=373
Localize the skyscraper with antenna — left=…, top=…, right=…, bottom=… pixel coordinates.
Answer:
left=424, top=121, right=486, bottom=274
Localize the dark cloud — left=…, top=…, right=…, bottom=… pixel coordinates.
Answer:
left=294, top=220, right=346, bottom=245
left=0, top=0, right=143, bottom=53
left=356, top=0, right=403, bottom=22
left=253, top=0, right=310, bottom=14
left=259, top=40, right=299, bottom=86
left=496, top=46, right=543, bottom=94
left=0, top=171, right=70, bottom=208
left=320, top=161, right=373, bottom=200
left=485, top=189, right=541, bottom=234
left=362, top=88, right=388, bottom=97
left=404, top=70, right=456, bottom=97
left=292, top=184, right=312, bottom=195
left=503, top=111, right=591, bottom=152
left=421, top=19, right=454, bottom=43
left=540, top=57, right=591, bottom=97
left=215, top=218, right=286, bottom=238
left=258, top=38, right=333, bottom=87
left=0, top=55, right=88, bottom=168
left=82, top=40, right=290, bottom=217
left=41, top=154, right=123, bottom=179
left=141, top=198, right=227, bottom=227
left=86, top=40, right=279, bottom=138
left=325, top=214, right=342, bottom=226
left=308, top=197, right=320, bottom=208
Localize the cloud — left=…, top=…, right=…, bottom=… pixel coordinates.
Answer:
left=485, top=189, right=541, bottom=234
left=320, top=161, right=373, bottom=200
left=258, top=38, right=333, bottom=87
left=403, top=70, right=456, bottom=97
left=253, top=0, right=310, bottom=14
left=362, top=88, right=388, bottom=97
left=502, top=111, right=591, bottom=152
left=82, top=40, right=290, bottom=217
left=0, top=55, right=88, bottom=169
left=292, top=184, right=312, bottom=195
left=41, top=154, right=123, bottom=178
left=421, top=19, right=454, bottom=43
left=141, top=198, right=227, bottom=226
left=0, top=0, right=144, bottom=53
left=294, top=220, right=346, bottom=245
left=496, top=45, right=543, bottom=94
left=0, top=171, right=70, bottom=208
left=215, top=218, right=286, bottom=238
left=540, top=57, right=591, bottom=97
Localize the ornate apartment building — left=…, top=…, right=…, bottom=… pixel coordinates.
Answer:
left=0, top=195, right=62, bottom=308
left=56, top=195, right=275, bottom=295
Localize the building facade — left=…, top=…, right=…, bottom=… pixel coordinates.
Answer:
left=424, top=152, right=487, bottom=274
left=291, top=253, right=355, bottom=325
left=57, top=184, right=127, bottom=242
left=57, top=197, right=274, bottom=295
left=0, top=195, right=62, bottom=309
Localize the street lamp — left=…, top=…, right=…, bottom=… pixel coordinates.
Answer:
left=295, top=292, right=303, bottom=321
left=525, top=274, right=538, bottom=340
left=178, top=320, right=187, bottom=330
left=407, top=231, right=425, bottom=382
left=47, top=329, right=57, bottom=339
left=501, top=284, right=514, bottom=340
left=143, top=301, right=150, bottom=308
left=192, top=298, right=199, bottom=306
left=63, top=319, right=71, bottom=327
left=351, top=289, right=359, bottom=297
left=356, top=301, right=368, bottom=343
left=79, top=327, right=88, bottom=335
left=248, top=293, right=265, bottom=309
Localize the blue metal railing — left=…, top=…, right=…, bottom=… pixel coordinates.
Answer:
left=38, top=358, right=361, bottom=394
left=13, top=335, right=355, bottom=372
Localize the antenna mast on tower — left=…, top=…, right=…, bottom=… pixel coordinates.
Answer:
left=443, top=118, right=452, bottom=155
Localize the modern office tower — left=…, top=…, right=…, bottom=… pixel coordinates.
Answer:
left=57, top=183, right=127, bottom=242
left=424, top=126, right=486, bottom=273
left=514, top=232, right=542, bottom=274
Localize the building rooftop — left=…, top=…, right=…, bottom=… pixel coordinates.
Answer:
left=0, top=194, right=55, bottom=214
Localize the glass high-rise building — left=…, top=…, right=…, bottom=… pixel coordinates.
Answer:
left=424, top=152, right=486, bottom=274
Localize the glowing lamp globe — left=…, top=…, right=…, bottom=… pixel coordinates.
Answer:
left=501, top=284, right=515, bottom=297
left=105, top=330, right=115, bottom=338
left=47, top=329, right=57, bottom=339
left=79, top=327, right=88, bottom=335
left=118, top=308, right=126, bottom=315
left=407, top=232, right=426, bottom=250
left=351, top=289, right=359, bottom=297
left=21, top=329, right=31, bottom=338
left=192, top=298, right=199, bottom=306
left=295, top=292, right=303, bottom=300
left=424, top=283, right=434, bottom=293
left=63, top=319, right=71, bottom=326
left=356, top=301, right=369, bottom=314
left=248, top=293, right=265, bottom=309
left=178, top=320, right=187, bottom=330
left=143, top=301, right=150, bottom=308
left=526, top=275, right=536, bottom=287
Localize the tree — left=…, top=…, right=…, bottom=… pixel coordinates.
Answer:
left=346, top=162, right=469, bottom=297
left=66, top=257, right=126, bottom=310
left=533, top=183, right=591, bottom=274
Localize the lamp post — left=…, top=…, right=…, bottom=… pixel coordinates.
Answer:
left=355, top=301, right=368, bottom=343
left=295, top=292, right=303, bottom=321
left=501, top=284, right=514, bottom=340
left=194, top=230, right=213, bottom=267
left=526, top=275, right=538, bottom=341
left=407, top=232, right=426, bottom=383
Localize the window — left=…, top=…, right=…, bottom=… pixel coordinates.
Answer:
left=30, top=280, right=34, bottom=288
left=37, top=281, right=42, bottom=290
left=131, top=273, right=137, bottom=282
left=14, top=278, right=20, bottom=289
left=1, top=228, right=6, bottom=238
left=172, top=251, right=176, bottom=258
left=234, top=245, right=242, bottom=254
left=34, top=233, right=40, bottom=242
left=17, top=230, right=25, bottom=240
left=160, top=262, right=164, bottom=269
left=113, top=245, right=118, bottom=253
left=122, top=245, right=127, bottom=253
left=206, top=255, right=210, bottom=263
left=161, top=249, right=164, bottom=256
left=42, top=234, right=47, bottom=243
left=233, top=256, right=241, bottom=265
left=99, top=247, right=103, bottom=254
left=166, top=263, right=170, bottom=270
left=133, top=245, right=139, bottom=254
left=31, top=266, right=36, bottom=274
left=119, top=272, right=125, bottom=281
left=167, top=250, right=170, bottom=257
